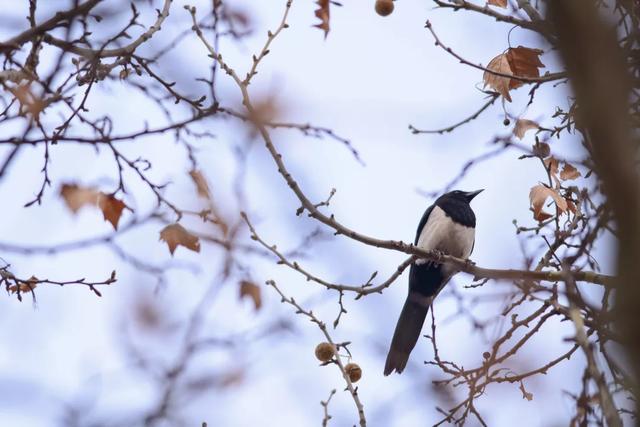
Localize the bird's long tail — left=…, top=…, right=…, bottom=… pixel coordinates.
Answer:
left=384, top=293, right=431, bottom=375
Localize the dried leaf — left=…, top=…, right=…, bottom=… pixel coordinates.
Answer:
left=485, top=46, right=545, bottom=101
left=544, top=157, right=561, bottom=187
left=98, top=193, right=127, bottom=230
left=560, top=163, right=581, bottom=180
left=484, top=53, right=512, bottom=102
left=506, top=46, right=545, bottom=90
left=529, top=184, right=568, bottom=221
left=60, top=183, right=100, bottom=213
left=239, top=280, right=262, bottom=311
left=532, top=141, right=551, bottom=158
left=13, top=84, right=47, bottom=121
left=189, top=170, right=211, bottom=199
left=314, top=0, right=330, bottom=38
left=487, top=0, right=507, bottom=7
left=159, top=223, right=201, bottom=255
left=514, top=118, right=539, bottom=139
left=9, top=275, right=38, bottom=294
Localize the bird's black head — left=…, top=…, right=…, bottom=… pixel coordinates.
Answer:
left=442, top=189, right=484, bottom=204
left=435, top=189, right=483, bottom=227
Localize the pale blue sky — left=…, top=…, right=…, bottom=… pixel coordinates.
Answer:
left=0, top=1, right=613, bottom=426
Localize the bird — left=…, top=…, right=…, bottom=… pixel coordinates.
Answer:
left=384, top=189, right=483, bottom=376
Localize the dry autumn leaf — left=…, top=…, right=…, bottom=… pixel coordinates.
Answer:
left=529, top=184, right=568, bottom=221
left=533, top=141, right=551, bottom=158
left=98, top=193, right=127, bottom=230
left=484, top=46, right=545, bottom=101
left=159, top=223, right=201, bottom=255
left=189, top=170, right=211, bottom=199
left=8, top=275, right=38, bottom=294
left=560, top=163, right=581, bottom=180
left=487, top=0, right=507, bottom=8
left=60, top=183, right=100, bottom=213
left=514, top=118, right=539, bottom=139
left=314, top=0, right=330, bottom=38
left=506, top=46, right=545, bottom=90
left=544, top=157, right=561, bottom=187
left=484, top=53, right=512, bottom=102
left=239, top=280, right=262, bottom=311
left=12, top=84, right=47, bottom=121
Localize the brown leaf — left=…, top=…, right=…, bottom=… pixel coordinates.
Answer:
left=487, top=0, right=507, bottom=7
left=485, top=46, right=545, bottom=101
left=98, top=193, right=127, bottom=230
left=314, top=0, right=330, bottom=38
left=560, top=163, right=581, bottom=180
left=159, top=223, right=201, bottom=255
left=9, top=275, right=38, bottom=294
left=544, top=157, right=561, bottom=187
left=514, top=118, right=539, bottom=139
left=239, top=280, right=262, bottom=311
left=189, top=170, right=211, bottom=199
left=60, top=183, right=100, bottom=213
left=529, top=184, right=568, bottom=221
left=506, top=46, right=545, bottom=90
left=483, top=53, right=512, bottom=102
left=532, top=141, right=551, bottom=158
left=12, top=84, right=47, bottom=121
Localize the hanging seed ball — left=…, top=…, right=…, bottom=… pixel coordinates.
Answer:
left=315, top=342, right=336, bottom=362
left=375, top=0, right=394, bottom=16
left=344, top=363, right=362, bottom=383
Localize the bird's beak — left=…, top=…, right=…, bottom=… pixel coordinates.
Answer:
left=464, top=189, right=484, bottom=201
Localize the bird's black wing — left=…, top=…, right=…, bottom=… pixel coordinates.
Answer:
left=414, top=203, right=435, bottom=245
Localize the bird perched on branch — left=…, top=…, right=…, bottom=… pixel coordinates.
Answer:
left=384, top=189, right=483, bottom=375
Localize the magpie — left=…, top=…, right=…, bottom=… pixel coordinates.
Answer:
left=384, top=189, right=483, bottom=376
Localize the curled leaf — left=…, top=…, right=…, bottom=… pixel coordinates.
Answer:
left=506, top=46, right=545, bottom=90
left=544, top=157, right=561, bottom=187
left=484, top=53, right=512, bottom=102
left=532, top=141, right=551, bottom=158
left=9, top=276, right=38, bottom=294
left=560, top=163, right=581, bottom=180
left=159, top=223, right=201, bottom=255
left=189, top=170, right=211, bottom=199
left=529, top=184, right=568, bottom=221
left=514, top=119, right=539, bottom=139
left=484, top=46, right=545, bottom=101
left=314, top=0, right=330, bottom=38
left=239, top=280, right=262, bottom=311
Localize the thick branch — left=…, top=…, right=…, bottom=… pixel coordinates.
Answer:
left=0, top=0, right=102, bottom=53
left=42, top=0, right=172, bottom=58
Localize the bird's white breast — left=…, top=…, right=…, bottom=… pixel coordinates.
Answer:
left=416, top=205, right=475, bottom=261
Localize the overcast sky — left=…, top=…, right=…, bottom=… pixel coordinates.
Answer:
left=0, top=1, right=614, bottom=426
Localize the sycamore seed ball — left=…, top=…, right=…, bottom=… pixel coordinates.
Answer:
left=344, top=363, right=362, bottom=383
left=375, top=0, right=394, bottom=17
left=315, top=342, right=336, bottom=362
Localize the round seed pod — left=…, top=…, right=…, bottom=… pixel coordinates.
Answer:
left=315, top=342, right=336, bottom=362
left=345, top=362, right=362, bottom=383
left=375, top=0, right=394, bottom=17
